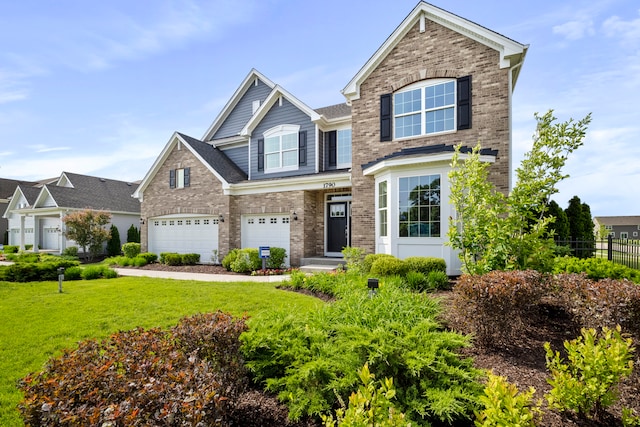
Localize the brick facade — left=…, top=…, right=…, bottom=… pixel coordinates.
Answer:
left=350, top=20, right=512, bottom=253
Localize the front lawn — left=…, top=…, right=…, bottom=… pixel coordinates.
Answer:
left=0, top=276, right=324, bottom=427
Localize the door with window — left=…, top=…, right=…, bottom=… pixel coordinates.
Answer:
left=326, top=201, right=350, bottom=255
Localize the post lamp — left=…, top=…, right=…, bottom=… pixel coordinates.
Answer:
left=367, top=278, right=379, bottom=298
left=57, top=267, right=65, bottom=293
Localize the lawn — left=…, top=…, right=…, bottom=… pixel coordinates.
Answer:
left=0, top=276, right=324, bottom=427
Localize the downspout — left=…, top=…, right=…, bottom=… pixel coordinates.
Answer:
left=508, top=57, right=525, bottom=192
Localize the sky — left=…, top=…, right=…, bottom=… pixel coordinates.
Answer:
left=0, top=0, right=638, bottom=217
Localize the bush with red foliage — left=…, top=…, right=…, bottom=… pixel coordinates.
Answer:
left=450, top=270, right=549, bottom=347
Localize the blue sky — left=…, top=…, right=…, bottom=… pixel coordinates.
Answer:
left=1, top=0, right=638, bottom=216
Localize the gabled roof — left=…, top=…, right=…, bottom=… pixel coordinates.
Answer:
left=594, top=216, right=640, bottom=226
left=342, top=1, right=528, bottom=101
left=240, top=85, right=321, bottom=136
left=0, top=178, right=39, bottom=199
left=2, top=186, right=41, bottom=218
left=201, top=69, right=276, bottom=142
left=133, top=132, right=248, bottom=200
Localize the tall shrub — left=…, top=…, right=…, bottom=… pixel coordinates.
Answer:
left=106, top=225, right=121, bottom=257
left=127, top=224, right=140, bottom=243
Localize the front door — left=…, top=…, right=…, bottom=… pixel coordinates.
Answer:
left=326, top=201, right=350, bottom=255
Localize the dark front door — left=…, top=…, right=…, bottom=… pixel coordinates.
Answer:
left=327, top=201, right=350, bottom=254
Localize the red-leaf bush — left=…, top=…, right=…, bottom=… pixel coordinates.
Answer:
left=19, top=313, right=251, bottom=426
left=450, top=270, right=549, bottom=347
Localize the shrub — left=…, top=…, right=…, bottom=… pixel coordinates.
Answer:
left=63, top=266, right=83, bottom=281
left=545, top=325, right=635, bottom=420
left=230, top=248, right=261, bottom=273
left=451, top=270, right=549, bottom=347
left=427, top=270, right=451, bottom=291
left=266, top=247, right=287, bottom=269
left=62, top=246, right=78, bottom=257
left=322, top=364, right=407, bottom=427
left=241, top=285, right=483, bottom=424
left=81, top=265, right=117, bottom=280
left=19, top=327, right=227, bottom=426
left=404, top=270, right=429, bottom=292
left=554, top=256, right=640, bottom=283
left=370, top=256, right=406, bottom=277
left=160, top=252, right=182, bottom=266
left=131, top=256, right=148, bottom=267
left=404, top=256, right=447, bottom=274
left=138, top=252, right=158, bottom=263
left=3, top=245, right=19, bottom=253
left=0, top=259, right=80, bottom=282
left=121, top=242, right=141, bottom=258
left=362, top=253, right=395, bottom=274
left=106, top=224, right=121, bottom=257
left=181, top=253, right=200, bottom=265
left=475, top=372, right=541, bottom=427
left=222, top=249, right=240, bottom=271
left=342, top=246, right=366, bottom=273
left=7, top=252, right=39, bottom=263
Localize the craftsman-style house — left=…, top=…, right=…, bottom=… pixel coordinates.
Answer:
left=133, top=2, right=528, bottom=274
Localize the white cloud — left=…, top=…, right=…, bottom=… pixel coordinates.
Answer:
left=553, top=19, right=595, bottom=40
left=602, top=10, right=640, bottom=42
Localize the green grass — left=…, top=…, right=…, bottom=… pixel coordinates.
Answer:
left=0, top=276, right=324, bottom=427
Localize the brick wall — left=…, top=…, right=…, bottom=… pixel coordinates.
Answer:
left=350, top=20, right=512, bottom=253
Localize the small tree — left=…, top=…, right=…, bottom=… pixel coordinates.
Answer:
left=127, top=224, right=140, bottom=243
left=448, top=110, right=591, bottom=274
left=62, top=210, right=111, bottom=262
left=106, top=225, right=121, bottom=257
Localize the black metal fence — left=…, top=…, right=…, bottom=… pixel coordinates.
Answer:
left=555, top=237, right=640, bottom=270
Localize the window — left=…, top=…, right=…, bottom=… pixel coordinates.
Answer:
left=395, top=80, right=455, bottom=138
left=605, top=225, right=613, bottom=230
left=621, top=232, right=628, bottom=239
left=261, top=125, right=300, bottom=173
left=378, top=181, right=388, bottom=237
left=337, top=129, right=352, bottom=166
left=169, top=167, right=190, bottom=189
left=398, top=174, right=441, bottom=237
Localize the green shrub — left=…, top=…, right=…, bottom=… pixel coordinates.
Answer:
left=62, top=246, right=78, bottom=257
left=181, top=253, right=200, bottom=265
left=230, top=248, right=261, bottom=273
left=138, top=252, right=158, bottom=263
left=362, top=253, right=395, bottom=274
left=121, top=242, right=141, bottom=258
left=475, top=372, right=541, bottom=427
left=342, top=246, right=366, bottom=273
left=545, top=325, right=635, bottom=419
left=3, top=245, right=19, bottom=253
left=427, top=270, right=450, bottom=290
left=131, top=256, right=148, bottom=267
left=0, top=259, right=80, bottom=282
left=160, top=252, right=182, bottom=266
left=241, top=285, right=483, bottom=424
left=370, top=256, right=406, bottom=277
left=63, top=266, right=83, bottom=281
left=404, top=271, right=429, bottom=292
left=322, top=364, right=407, bottom=427
left=451, top=270, right=549, bottom=347
left=106, top=224, right=121, bottom=257
left=81, top=265, right=116, bottom=280
left=553, top=256, right=640, bottom=283
left=222, top=249, right=240, bottom=271
left=404, top=256, right=447, bottom=274
left=19, top=326, right=227, bottom=426
left=266, top=247, right=287, bottom=269
left=7, top=252, right=39, bottom=263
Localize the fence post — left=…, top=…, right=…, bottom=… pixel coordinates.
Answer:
left=607, top=234, right=613, bottom=261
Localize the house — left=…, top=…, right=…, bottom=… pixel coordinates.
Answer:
left=133, top=1, right=528, bottom=274
left=3, top=172, right=141, bottom=254
left=0, top=178, right=41, bottom=244
left=594, top=216, right=640, bottom=240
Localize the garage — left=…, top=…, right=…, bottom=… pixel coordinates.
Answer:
left=241, top=214, right=291, bottom=266
left=148, top=215, right=218, bottom=263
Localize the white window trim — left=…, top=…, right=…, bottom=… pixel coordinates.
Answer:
left=393, top=78, right=456, bottom=140
left=263, top=124, right=300, bottom=174
left=176, top=168, right=185, bottom=189
left=397, top=173, right=442, bottom=238
left=336, top=127, right=352, bottom=168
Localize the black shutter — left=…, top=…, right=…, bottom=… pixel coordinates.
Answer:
left=257, top=138, right=264, bottom=171
left=457, top=75, right=472, bottom=130
left=169, top=169, right=175, bottom=188
left=380, top=93, right=392, bottom=141
left=184, top=167, right=190, bottom=187
left=327, top=130, right=337, bottom=167
left=299, top=130, right=307, bottom=166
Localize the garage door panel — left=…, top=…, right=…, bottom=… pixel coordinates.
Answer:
left=149, top=216, right=218, bottom=263
left=241, top=215, right=290, bottom=266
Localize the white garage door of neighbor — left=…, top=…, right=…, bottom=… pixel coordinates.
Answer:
left=241, top=214, right=290, bottom=266
left=149, top=216, right=218, bottom=263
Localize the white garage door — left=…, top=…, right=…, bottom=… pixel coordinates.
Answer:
left=149, top=215, right=218, bottom=263
left=241, top=214, right=290, bottom=266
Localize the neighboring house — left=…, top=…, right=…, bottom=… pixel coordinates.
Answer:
left=133, top=1, right=528, bottom=274
left=0, top=178, right=40, bottom=244
left=594, top=216, right=640, bottom=240
left=3, top=172, right=140, bottom=254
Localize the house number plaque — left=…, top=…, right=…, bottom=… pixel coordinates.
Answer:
left=323, top=182, right=336, bottom=188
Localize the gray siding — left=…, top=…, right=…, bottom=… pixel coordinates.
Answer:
left=251, top=98, right=316, bottom=180
left=222, top=145, right=249, bottom=174
left=212, top=79, right=272, bottom=140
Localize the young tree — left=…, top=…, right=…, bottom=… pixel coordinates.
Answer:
left=62, top=210, right=112, bottom=262
left=448, top=110, right=591, bottom=274
left=106, top=224, right=121, bottom=257
left=546, top=200, right=570, bottom=241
